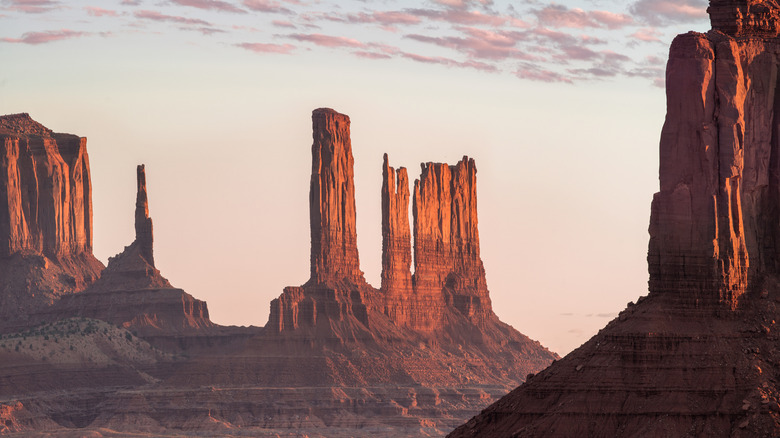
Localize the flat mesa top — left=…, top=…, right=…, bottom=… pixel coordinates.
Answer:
left=312, top=108, right=350, bottom=121
left=0, top=113, right=53, bottom=137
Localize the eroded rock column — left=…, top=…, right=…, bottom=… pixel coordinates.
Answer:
left=308, top=108, right=364, bottom=286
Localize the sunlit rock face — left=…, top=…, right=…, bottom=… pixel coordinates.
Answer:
left=0, top=113, right=104, bottom=328
left=448, top=3, right=780, bottom=437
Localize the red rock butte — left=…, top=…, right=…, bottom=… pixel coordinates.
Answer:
left=449, top=2, right=780, bottom=436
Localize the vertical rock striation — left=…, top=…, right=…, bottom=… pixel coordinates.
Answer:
left=308, top=108, right=364, bottom=286
left=412, top=157, right=491, bottom=327
left=708, top=0, right=780, bottom=37
left=0, top=114, right=104, bottom=327
left=0, top=113, right=95, bottom=258
left=380, top=154, right=413, bottom=321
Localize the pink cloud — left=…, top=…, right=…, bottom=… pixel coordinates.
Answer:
left=85, top=6, right=119, bottom=17
left=352, top=51, right=392, bottom=60
left=400, top=51, right=498, bottom=72
left=1, top=29, right=86, bottom=44
left=121, top=0, right=141, bottom=4
left=516, top=63, right=572, bottom=83
left=629, top=0, right=707, bottom=26
left=631, top=27, right=663, bottom=42
left=533, top=5, right=633, bottom=29
left=134, top=10, right=211, bottom=26
left=287, top=33, right=365, bottom=48
left=405, top=27, right=534, bottom=61
left=5, top=0, right=60, bottom=13
left=272, top=20, right=295, bottom=28
left=170, top=0, right=246, bottom=14
left=242, top=0, right=291, bottom=14
left=236, top=42, right=295, bottom=53
left=407, top=8, right=507, bottom=27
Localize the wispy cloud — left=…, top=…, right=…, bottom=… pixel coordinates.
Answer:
left=170, top=0, right=246, bottom=14
left=629, top=0, right=708, bottom=26
left=1, top=28, right=86, bottom=44
left=533, top=5, right=633, bottom=29
left=236, top=41, right=295, bottom=53
left=287, top=33, right=365, bottom=48
left=4, top=0, right=60, bottom=13
left=134, top=9, right=211, bottom=26
left=85, top=6, right=119, bottom=17
left=242, top=0, right=291, bottom=14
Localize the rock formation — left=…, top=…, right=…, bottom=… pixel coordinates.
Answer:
left=53, top=164, right=214, bottom=341
left=708, top=0, right=780, bottom=37
left=449, top=2, right=780, bottom=437
left=381, top=154, right=413, bottom=322
left=412, top=157, right=491, bottom=327
left=0, top=114, right=104, bottom=328
left=308, top=108, right=364, bottom=286
left=0, top=110, right=557, bottom=437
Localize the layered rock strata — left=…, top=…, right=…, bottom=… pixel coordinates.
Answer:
left=0, top=114, right=104, bottom=327
left=449, top=2, right=780, bottom=437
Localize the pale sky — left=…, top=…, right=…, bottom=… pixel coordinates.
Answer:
left=0, top=0, right=710, bottom=355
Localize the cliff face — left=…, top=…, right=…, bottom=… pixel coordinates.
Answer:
left=0, top=114, right=103, bottom=327
left=449, top=3, right=780, bottom=437
left=308, top=108, right=364, bottom=286
left=412, top=157, right=491, bottom=326
left=0, top=113, right=94, bottom=258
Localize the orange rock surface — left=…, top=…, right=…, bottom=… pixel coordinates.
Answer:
left=449, top=3, right=780, bottom=437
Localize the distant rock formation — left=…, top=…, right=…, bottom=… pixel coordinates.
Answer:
left=381, top=154, right=413, bottom=322
left=53, top=164, right=212, bottom=338
left=308, top=108, right=364, bottom=286
left=449, top=2, right=780, bottom=437
left=0, top=114, right=104, bottom=327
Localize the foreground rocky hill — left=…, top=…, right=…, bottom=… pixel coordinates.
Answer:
left=449, top=1, right=780, bottom=437
left=0, top=110, right=555, bottom=436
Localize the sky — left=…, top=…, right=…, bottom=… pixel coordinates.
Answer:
left=0, top=0, right=712, bottom=355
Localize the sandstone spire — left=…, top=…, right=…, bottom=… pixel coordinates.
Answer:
left=380, top=154, right=413, bottom=319
left=308, top=108, right=364, bottom=286
left=412, top=157, right=491, bottom=325
left=135, top=164, right=154, bottom=266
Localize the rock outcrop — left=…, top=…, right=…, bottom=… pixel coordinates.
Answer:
left=708, top=0, right=780, bottom=37
left=0, top=114, right=104, bottom=328
left=412, top=157, right=491, bottom=327
left=308, top=108, right=364, bottom=286
left=449, top=3, right=780, bottom=437
left=381, top=154, right=413, bottom=322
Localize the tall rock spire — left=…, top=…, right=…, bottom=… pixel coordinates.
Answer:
left=708, top=0, right=780, bottom=37
left=135, top=164, right=154, bottom=266
left=412, top=157, right=491, bottom=327
left=380, top=154, right=413, bottom=320
left=308, top=108, right=364, bottom=286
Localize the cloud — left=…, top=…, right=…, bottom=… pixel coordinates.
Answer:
left=134, top=9, right=211, bottom=26
left=631, top=27, right=663, bottom=42
left=170, top=0, right=246, bottom=14
left=272, top=19, right=295, bottom=28
left=352, top=50, right=392, bottom=59
left=629, top=0, right=708, bottom=26
left=399, top=51, right=499, bottom=72
left=1, top=29, right=86, bottom=44
left=242, top=0, right=291, bottom=14
left=406, top=27, right=537, bottom=61
left=4, top=0, right=60, bottom=13
left=287, top=33, right=365, bottom=48
left=406, top=8, right=508, bottom=27
left=85, top=6, right=118, bottom=17
left=236, top=42, right=295, bottom=53
left=532, top=5, right=633, bottom=29
left=121, top=0, right=142, bottom=4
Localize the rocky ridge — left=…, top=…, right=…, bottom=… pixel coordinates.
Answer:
left=449, top=2, right=780, bottom=437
